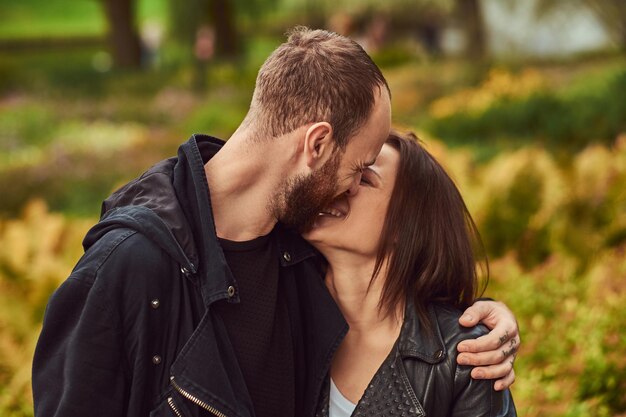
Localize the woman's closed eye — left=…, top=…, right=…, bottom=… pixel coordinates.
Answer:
left=360, top=175, right=372, bottom=186
left=360, top=169, right=379, bottom=186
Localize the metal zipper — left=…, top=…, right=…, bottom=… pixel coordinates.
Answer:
left=167, top=397, right=184, bottom=417
left=170, top=376, right=229, bottom=417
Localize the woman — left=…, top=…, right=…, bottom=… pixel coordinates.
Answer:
left=304, top=131, right=516, bottom=417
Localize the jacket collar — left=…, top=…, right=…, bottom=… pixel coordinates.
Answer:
left=175, top=133, right=318, bottom=305
left=398, top=302, right=447, bottom=364
left=174, top=134, right=236, bottom=306
left=171, top=134, right=329, bottom=417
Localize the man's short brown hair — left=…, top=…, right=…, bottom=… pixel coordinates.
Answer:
left=245, top=26, right=389, bottom=148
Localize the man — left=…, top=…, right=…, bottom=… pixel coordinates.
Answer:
left=33, top=27, right=519, bottom=417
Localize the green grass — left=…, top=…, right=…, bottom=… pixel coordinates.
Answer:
left=0, top=0, right=106, bottom=39
left=0, top=0, right=166, bottom=39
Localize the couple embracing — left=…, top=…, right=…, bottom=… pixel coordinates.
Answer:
left=33, top=27, right=517, bottom=417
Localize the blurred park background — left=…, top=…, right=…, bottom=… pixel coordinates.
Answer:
left=0, top=0, right=625, bottom=415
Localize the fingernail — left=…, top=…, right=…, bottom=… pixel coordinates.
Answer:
left=458, top=356, right=469, bottom=365
left=474, top=371, right=484, bottom=379
left=461, top=314, right=473, bottom=322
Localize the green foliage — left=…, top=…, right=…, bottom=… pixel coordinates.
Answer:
left=579, top=357, right=626, bottom=415
left=0, top=0, right=106, bottom=39
left=0, top=103, right=56, bottom=153
left=370, top=43, right=420, bottom=68
left=482, top=246, right=626, bottom=417
left=0, top=0, right=166, bottom=40
left=427, top=68, right=626, bottom=149
left=480, top=166, right=545, bottom=262
left=183, top=98, right=248, bottom=138
left=0, top=57, right=22, bottom=94
left=440, top=139, right=626, bottom=273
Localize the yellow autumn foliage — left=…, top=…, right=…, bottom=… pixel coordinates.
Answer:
left=429, top=68, right=546, bottom=119
left=0, top=201, right=93, bottom=417
left=0, top=138, right=625, bottom=416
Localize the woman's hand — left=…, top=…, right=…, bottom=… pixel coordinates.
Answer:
left=456, top=300, right=520, bottom=391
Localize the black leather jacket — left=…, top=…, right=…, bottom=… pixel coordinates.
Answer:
left=316, top=302, right=516, bottom=417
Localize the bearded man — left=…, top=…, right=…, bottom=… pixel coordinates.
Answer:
left=33, top=27, right=519, bottom=417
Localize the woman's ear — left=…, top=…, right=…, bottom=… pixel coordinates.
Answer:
left=303, top=122, right=336, bottom=169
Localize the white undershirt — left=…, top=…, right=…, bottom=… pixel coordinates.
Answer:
left=329, top=378, right=357, bottom=417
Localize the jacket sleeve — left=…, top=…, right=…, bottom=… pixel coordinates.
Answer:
left=450, top=326, right=517, bottom=417
left=32, top=229, right=139, bottom=417
left=450, top=366, right=516, bottom=416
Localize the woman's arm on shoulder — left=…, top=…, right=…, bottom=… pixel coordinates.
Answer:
left=452, top=325, right=517, bottom=417
left=457, top=300, right=520, bottom=390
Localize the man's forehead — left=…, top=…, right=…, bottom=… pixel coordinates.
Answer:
left=350, top=146, right=376, bottom=165
left=355, top=141, right=382, bottom=164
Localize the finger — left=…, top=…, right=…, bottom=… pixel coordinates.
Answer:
left=458, top=326, right=519, bottom=353
left=459, top=301, right=491, bottom=327
left=470, top=356, right=515, bottom=381
left=458, top=341, right=519, bottom=366
left=457, top=349, right=507, bottom=367
left=494, top=368, right=516, bottom=391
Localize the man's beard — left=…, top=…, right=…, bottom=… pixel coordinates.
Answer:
left=272, top=151, right=342, bottom=232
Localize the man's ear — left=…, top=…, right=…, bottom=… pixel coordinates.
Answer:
left=304, top=122, right=336, bottom=169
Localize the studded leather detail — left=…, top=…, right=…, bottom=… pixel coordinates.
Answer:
left=315, top=379, right=330, bottom=417
left=316, top=342, right=424, bottom=417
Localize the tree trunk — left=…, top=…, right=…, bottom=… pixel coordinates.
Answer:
left=457, top=0, right=486, bottom=59
left=169, top=0, right=208, bottom=46
left=210, top=0, right=240, bottom=58
left=102, top=0, right=142, bottom=68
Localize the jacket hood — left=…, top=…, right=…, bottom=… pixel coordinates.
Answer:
left=83, top=135, right=226, bottom=276
left=83, top=204, right=196, bottom=272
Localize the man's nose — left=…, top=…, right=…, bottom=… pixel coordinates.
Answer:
left=345, top=174, right=360, bottom=196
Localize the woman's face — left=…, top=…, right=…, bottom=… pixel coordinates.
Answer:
left=303, top=143, right=400, bottom=257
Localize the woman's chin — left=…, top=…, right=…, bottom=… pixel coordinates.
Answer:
left=302, top=214, right=327, bottom=234
left=301, top=224, right=323, bottom=243
left=303, top=219, right=333, bottom=243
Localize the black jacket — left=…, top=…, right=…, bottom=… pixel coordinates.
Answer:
left=316, top=303, right=516, bottom=417
left=32, top=135, right=348, bottom=417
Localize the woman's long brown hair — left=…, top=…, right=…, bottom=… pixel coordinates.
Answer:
left=372, top=131, right=488, bottom=333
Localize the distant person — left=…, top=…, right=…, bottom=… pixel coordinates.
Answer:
left=304, top=131, right=516, bottom=416
left=33, top=27, right=519, bottom=417
left=194, top=25, right=215, bottom=91
left=140, top=21, right=164, bottom=69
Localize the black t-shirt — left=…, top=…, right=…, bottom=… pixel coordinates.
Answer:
left=214, top=231, right=295, bottom=417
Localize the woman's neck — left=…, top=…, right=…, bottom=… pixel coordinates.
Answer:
left=324, top=252, right=404, bottom=403
left=324, top=254, right=402, bottom=336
